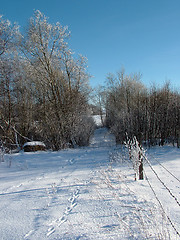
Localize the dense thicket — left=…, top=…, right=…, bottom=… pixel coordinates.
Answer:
left=0, top=11, right=95, bottom=151
left=105, top=69, right=180, bottom=147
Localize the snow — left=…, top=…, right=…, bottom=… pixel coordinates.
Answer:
left=92, top=115, right=105, bottom=127
left=0, top=128, right=180, bottom=239
left=23, top=141, right=46, bottom=147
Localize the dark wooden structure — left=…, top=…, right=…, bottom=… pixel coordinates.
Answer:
left=23, top=141, right=46, bottom=152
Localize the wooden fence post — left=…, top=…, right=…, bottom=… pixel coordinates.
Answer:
left=139, top=149, right=144, bottom=180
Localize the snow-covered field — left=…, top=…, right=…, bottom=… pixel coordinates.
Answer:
left=0, top=128, right=179, bottom=240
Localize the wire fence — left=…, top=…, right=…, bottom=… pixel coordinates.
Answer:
left=144, top=154, right=180, bottom=207
left=147, top=152, right=180, bottom=183
left=125, top=139, right=180, bottom=238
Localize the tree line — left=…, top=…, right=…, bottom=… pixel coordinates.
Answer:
left=104, top=69, right=180, bottom=147
left=0, top=10, right=95, bottom=151
left=1, top=11, right=179, bottom=151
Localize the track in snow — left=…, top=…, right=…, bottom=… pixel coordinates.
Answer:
left=0, top=128, right=179, bottom=239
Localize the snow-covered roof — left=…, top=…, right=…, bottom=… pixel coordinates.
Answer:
left=23, top=141, right=46, bottom=147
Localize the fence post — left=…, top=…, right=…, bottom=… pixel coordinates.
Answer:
left=139, top=148, right=144, bottom=180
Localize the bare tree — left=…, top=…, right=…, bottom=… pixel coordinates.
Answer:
left=106, top=69, right=146, bottom=143
left=0, top=16, right=20, bottom=149
left=0, top=15, right=19, bottom=56
left=105, top=68, right=180, bottom=148
left=91, top=85, right=106, bottom=127
left=19, top=10, right=93, bottom=149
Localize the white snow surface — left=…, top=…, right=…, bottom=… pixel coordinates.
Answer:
left=23, top=141, right=46, bottom=147
left=92, top=115, right=105, bottom=127
left=0, top=128, right=180, bottom=240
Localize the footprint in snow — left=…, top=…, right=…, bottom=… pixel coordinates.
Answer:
left=24, top=229, right=34, bottom=239
left=65, top=206, right=72, bottom=214
left=69, top=158, right=75, bottom=165
left=57, top=216, right=67, bottom=226
left=47, top=216, right=67, bottom=237
left=70, top=197, right=76, bottom=205
left=47, top=227, right=55, bottom=237
left=73, top=189, right=80, bottom=197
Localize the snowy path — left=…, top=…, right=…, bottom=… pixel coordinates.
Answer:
left=0, top=128, right=180, bottom=239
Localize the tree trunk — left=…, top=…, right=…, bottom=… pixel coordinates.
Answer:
left=139, top=150, right=144, bottom=180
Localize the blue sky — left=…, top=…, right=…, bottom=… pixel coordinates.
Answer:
left=1, top=0, right=180, bottom=89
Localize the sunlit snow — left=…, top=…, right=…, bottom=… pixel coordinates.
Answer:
left=0, top=128, right=179, bottom=239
